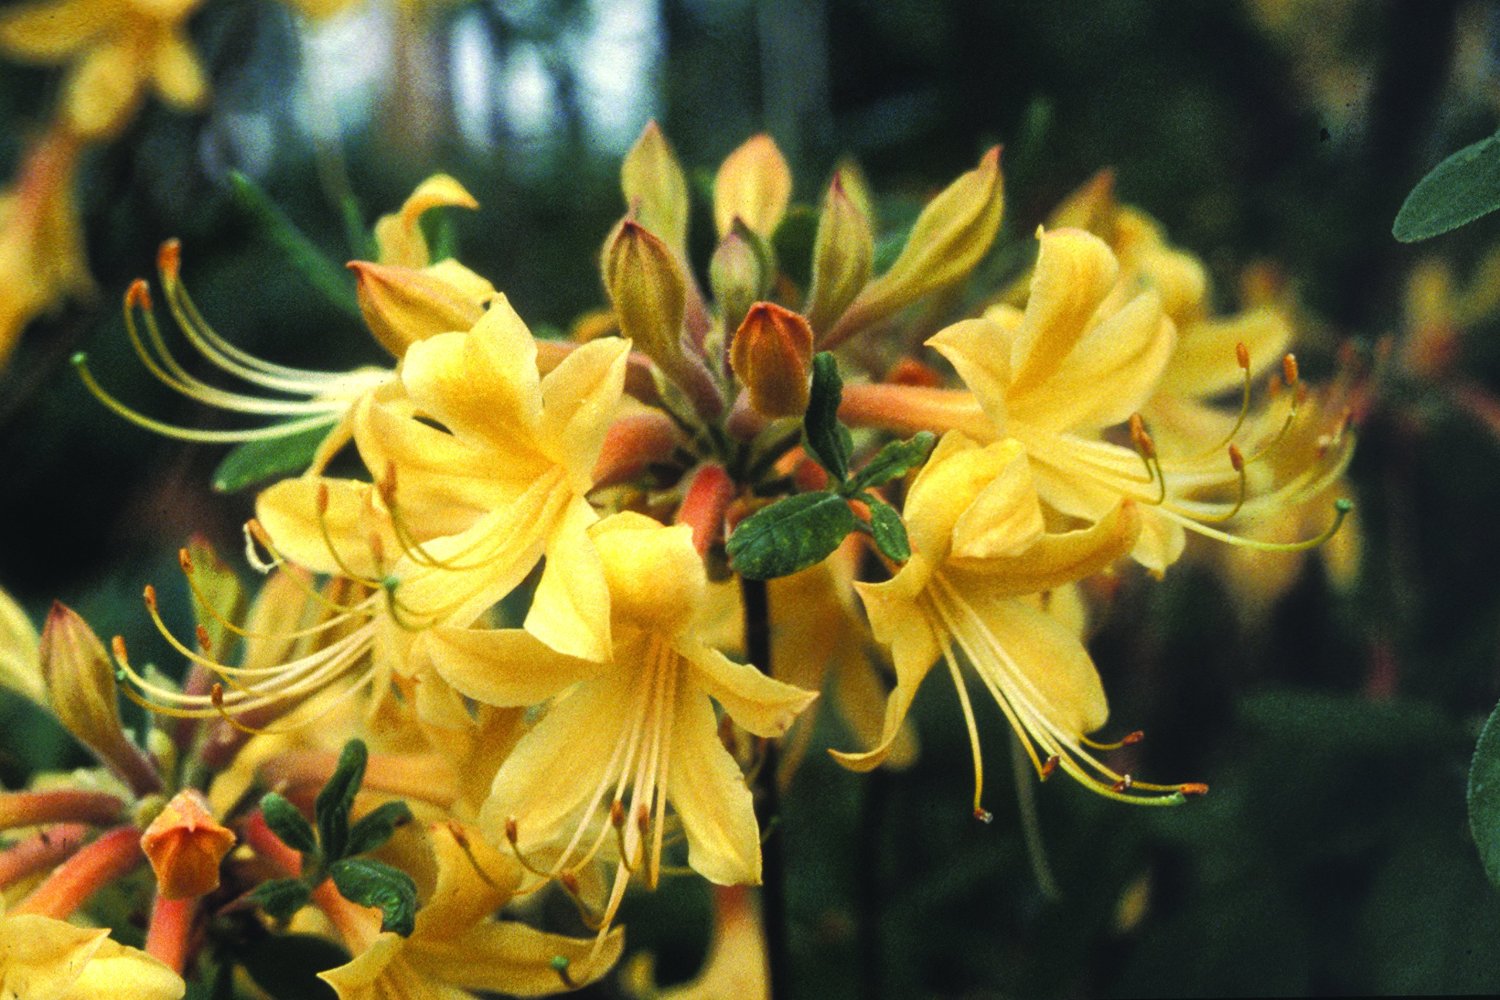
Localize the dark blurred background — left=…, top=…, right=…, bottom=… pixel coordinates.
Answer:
left=4, top=0, right=1500, bottom=996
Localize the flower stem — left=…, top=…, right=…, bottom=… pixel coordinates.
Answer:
left=145, top=894, right=197, bottom=973
left=13, top=824, right=143, bottom=919
left=741, top=574, right=791, bottom=1000
left=0, top=789, right=126, bottom=830
left=0, top=823, right=88, bottom=889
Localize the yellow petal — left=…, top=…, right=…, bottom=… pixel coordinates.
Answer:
left=525, top=497, right=610, bottom=662
left=415, top=922, right=624, bottom=996
left=537, top=337, right=630, bottom=492
left=835, top=578, right=941, bottom=771
left=0, top=0, right=112, bottom=61
left=667, top=686, right=762, bottom=885
left=902, top=434, right=1033, bottom=565
left=592, top=513, right=704, bottom=636
left=413, top=822, right=520, bottom=936
left=0, top=916, right=106, bottom=1000
left=151, top=33, right=207, bottom=110
left=255, top=478, right=392, bottom=579
left=926, top=317, right=1011, bottom=435
left=58, top=935, right=185, bottom=1000
left=63, top=40, right=142, bottom=139
left=948, top=439, right=1047, bottom=561
left=622, top=120, right=690, bottom=255
left=375, top=174, right=480, bottom=269
left=419, top=625, right=601, bottom=707
left=683, top=644, right=816, bottom=739
left=400, top=296, right=544, bottom=457
left=947, top=499, right=1139, bottom=596
left=1157, top=306, right=1293, bottom=400
left=0, top=586, right=43, bottom=704
left=320, top=936, right=461, bottom=1000
left=1006, top=228, right=1119, bottom=400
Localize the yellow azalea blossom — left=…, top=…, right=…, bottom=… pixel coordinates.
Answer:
left=424, top=513, right=816, bottom=954
left=0, top=911, right=184, bottom=999
left=317, top=822, right=621, bottom=999
left=0, top=0, right=207, bottom=139
left=843, top=227, right=1353, bottom=574
left=834, top=431, right=1204, bottom=811
left=0, top=130, right=93, bottom=368
left=74, top=176, right=491, bottom=474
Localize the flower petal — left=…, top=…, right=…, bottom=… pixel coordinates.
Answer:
left=414, top=922, right=624, bottom=996
left=0, top=916, right=106, bottom=1000
left=683, top=644, right=816, bottom=739
left=256, top=478, right=391, bottom=579
left=666, top=686, right=761, bottom=885
left=58, top=936, right=184, bottom=1000
left=926, top=317, right=1011, bottom=434
left=419, top=625, right=602, bottom=708
left=834, top=579, right=941, bottom=771
left=1006, top=228, right=1119, bottom=399
left=525, top=497, right=610, bottom=662
left=1157, top=306, right=1293, bottom=400
left=0, top=586, right=42, bottom=704
left=948, top=498, right=1139, bottom=596
left=538, top=337, right=631, bottom=492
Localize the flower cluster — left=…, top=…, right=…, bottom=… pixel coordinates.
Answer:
left=1, top=121, right=1354, bottom=996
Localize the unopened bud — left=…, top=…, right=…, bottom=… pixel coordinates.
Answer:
left=140, top=788, right=236, bottom=899
left=41, top=604, right=159, bottom=795
left=622, top=121, right=690, bottom=255
left=1046, top=168, right=1117, bottom=233
left=350, top=260, right=491, bottom=358
left=729, top=302, right=814, bottom=418
left=805, top=173, right=874, bottom=337
left=714, top=134, right=792, bottom=238
left=710, top=221, right=772, bottom=331
left=826, top=147, right=1004, bottom=347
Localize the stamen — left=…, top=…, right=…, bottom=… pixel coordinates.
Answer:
left=504, top=818, right=555, bottom=881
left=1040, top=755, right=1060, bottom=779
left=551, top=956, right=580, bottom=991
left=444, top=821, right=503, bottom=890
left=1080, top=730, right=1144, bottom=751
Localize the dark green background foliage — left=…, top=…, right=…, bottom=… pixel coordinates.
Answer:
left=3, top=1, right=1500, bottom=996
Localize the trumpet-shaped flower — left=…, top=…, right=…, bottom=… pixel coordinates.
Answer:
left=425, top=513, right=816, bottom=952
left=0, top=0, right=208, bottom=139
left=0, top=911, right=183, bottom=999
left=833, top=432, right=1201, bottom=809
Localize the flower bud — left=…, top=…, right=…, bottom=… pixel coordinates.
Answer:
left=603, top=219, right=692, bottom=381
left=805, top=172, right=874, bottom=337
left=710, top=221, right=772, bottom=332
left=825, top=146, right=1004, bottom=347
left=140, top=788, right=235, bottom=899
left=713, top=134, right=792, bottom=239
left=0, top=586, right=42, bottom=704
left=40, top=604, right=158, bottom=795
left=729, top=302, right=814, bottom=418
left=622, top=121, right=690, bottom=256
left=350, top=259, right=491, bottom=358
left=374, top=174, right=479, bottom=268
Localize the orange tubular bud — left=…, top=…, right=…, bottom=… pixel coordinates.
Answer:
left=676, top=464, right=737, bottom=556
left=713, top=134, right=792, bottom=238
left=41, top=604, right=160, bottom=796
left=622, top=120, right=690, bottom=255
left=140, top=789, right=236, bottom=900
left=825, top=147, right=1005, bottom=348
left=729, top=302, right=814, bottom=418
left=805, top=173, right=875, bottom=337
left=349, top=260, right=486, bottom=358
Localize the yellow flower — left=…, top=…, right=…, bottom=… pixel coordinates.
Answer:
left=0, top=0, right=207, bottom=139
left=0, top=130, right=92, bottom=368
left=623, top=885, right=767, bottom=1000
left=425, top=513, right=816, bottom=949
left=833, top=432, right=1203, bottom=810
left=0, top=911, right=183, bottom=999
left=316, top=822, right=621, bottom=999
left=75, top=177, right=492, bottom=475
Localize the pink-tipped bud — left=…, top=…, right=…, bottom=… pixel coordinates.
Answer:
left=729, top=302, right=814, bottom=418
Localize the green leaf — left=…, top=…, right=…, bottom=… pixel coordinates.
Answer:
left=727, top=491, right=858, bottom=580
left=865, top=497, right=912, bottom=562
left=239, top=933, right=346, bottom=1000
left=329, top=857, right=418, bottom=937
left=226, top=171, right=362, bottom=321
left=315, top=739, right=367, bottom=862
left=340, top=193, right=377, bottom=262
left=1468, top=697, right=1500, bottom=887
left=345, top=800, right=414, bottom=858
left=212, top=423, right=335, bottom=493
left=250, top=877, right=312, bottom=923
left=849, top=431, right=936, bottom=493
left=1394, top=130, right=1500, bottom=242
left=260, top=792, right=318, bottom=856
left=804, top=353, right=851, bottom=482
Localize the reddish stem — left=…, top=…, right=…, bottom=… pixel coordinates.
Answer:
left=145, top=895, right=197, bottom=973
left=13, top=825, right=144, bottom=919
left=0, top=790, right=127, bottom=830
left=0, top=823, right=88, bottom=889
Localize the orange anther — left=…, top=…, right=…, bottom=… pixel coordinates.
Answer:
left=1235, top=341, right=1250, bottom=370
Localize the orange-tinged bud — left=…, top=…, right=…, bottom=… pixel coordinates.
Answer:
left=714, top=134, right=792, bottom=238
left=710, top=222, right=771, bottom=331
left=40, top=603, right=159, bottom=795
left=622, top=121, right=690, bottom=255
left=729, top=302, right=814, bottom=418
left=1046, top=168, right=1118, bottom=235
left=350, top=260, right=488, bottom=358
left=140, top=788, right=235, bottom=899
left=805, top=172, right=874, bottom=336
left=825, top=147, right=1004, bottom=347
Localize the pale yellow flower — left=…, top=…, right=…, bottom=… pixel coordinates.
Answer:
left=0, top=903, right=182, bottom=999
left=0, top=0, right=207, bottom=139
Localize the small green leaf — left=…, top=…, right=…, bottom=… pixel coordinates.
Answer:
left=212, top=423, right=334, bottom=493
left=865, top=497, right=912, bottom=562
left=848, top=431, right=936, bottom=493
left=340, top=193, right=377, bottom=262
left=315, top=739, right=368, bottom=861
left=250, top=877, right=312, bottom=923
left=727, top=491, right=858, bottom=580
left=1468, top=697, right=1500, bottom=888
left=804, top=353, right=850, bottom=481
left=1394, top=130, right=1500, bottom=242
left=260, top=792, right=318, bottom=856
left=329, top=857, right=418, bottom=937
left=346, top=800, right=415, bottom=858
left=227, top=171, right=362, bottom=321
